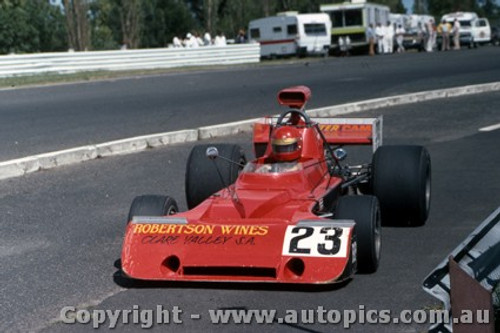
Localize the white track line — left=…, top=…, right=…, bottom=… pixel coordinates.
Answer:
left=479, top=123, right=500, bottom=132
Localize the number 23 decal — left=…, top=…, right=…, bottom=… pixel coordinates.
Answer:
left=282, top=226, right=349, bottom=257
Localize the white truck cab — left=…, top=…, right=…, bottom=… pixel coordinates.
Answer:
left=440, top=12, right=491, bottom=47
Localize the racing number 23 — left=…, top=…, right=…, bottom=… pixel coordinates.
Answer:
left=282, top=226, right=348, bottom=257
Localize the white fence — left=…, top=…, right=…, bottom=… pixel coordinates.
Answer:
left=0, top=44, right=261, bottom=78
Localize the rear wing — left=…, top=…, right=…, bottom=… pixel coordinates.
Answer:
left=311, top=116, right=383, bottom=152
left=253, top=116, right=383, bottom=154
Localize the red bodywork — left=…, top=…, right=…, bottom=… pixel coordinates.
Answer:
left=121, top=86, right=380, bottom=284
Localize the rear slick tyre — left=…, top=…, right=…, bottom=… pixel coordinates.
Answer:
left=372, top=145, right=431, bottom=227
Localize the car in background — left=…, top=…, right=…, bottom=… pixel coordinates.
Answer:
left=437, top=12, right=491, bottom=49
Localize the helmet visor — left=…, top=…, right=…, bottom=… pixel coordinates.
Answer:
left=272, top=141, right=298, bottom=153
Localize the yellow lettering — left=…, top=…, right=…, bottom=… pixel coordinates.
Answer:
left=142, top=224, right=151, bottom=233
left=166, top=224, right=177, bottom=234
left=133, top=224, right=143, bottom=234
left=159, top=224, right=168, bottom=234
left=183, top=225, right=195, bottom=234
left=194, top=225, right=206, bottom=234
left=205, top=225, right=214, bottom=234
left=237, top=225, right=250, bottom=235
left=150, top=224, right=159, bottom=233
left=221, top=225, right=236, bottom=234
left=257, top=226, right=269, bottom=236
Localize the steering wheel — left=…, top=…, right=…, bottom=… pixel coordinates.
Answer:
left=276, top=108, right=313, bottom=127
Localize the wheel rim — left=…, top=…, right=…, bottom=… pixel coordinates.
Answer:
left=167, top=206, right=177, bottom=215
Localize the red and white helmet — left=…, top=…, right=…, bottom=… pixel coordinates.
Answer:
left=271, top=126, right=302, bottom=162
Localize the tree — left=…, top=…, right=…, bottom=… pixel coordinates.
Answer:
left=0, top=0, right=67, bottom=54
left=119, top=0, right=142, bottom=48
left=63, top=0, right=91, bottom=51
left=89, top=0, right=121, bottom=50
left=141, top=0, right=196, bottom=48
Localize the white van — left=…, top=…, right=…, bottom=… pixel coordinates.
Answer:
left=320, top=1, right=390, bottom=53
left=248, top=12, right=331, bottom=57
left=440, top=12, right=491, bottom=47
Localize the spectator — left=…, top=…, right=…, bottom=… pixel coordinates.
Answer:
left=438, top=19, right=451, bottom=51
left=375, top=22, right=384, bottom=54
left=203, top=32, right=212, bottom=46
left=184, top=33, right=199, bottom=48
left=193, top=33, right=202, bottom=47
left=236, top=29, right=247, bottom=44
left=172, top=36, right=182, bottom=48
left=452, top=19, right=461, bottom=50
left=366, top=23, right=375, bottom=56
left=425, top=18, right=436, bottom=52
left=384, top=21, right=394, bottom=54
left=214, top=32, right=227, bottom=46
left=395, top=24, right=405, bottom=53
left=416, top=22, right=425, bottom=52
left=338, top=36, right=351, bottom=56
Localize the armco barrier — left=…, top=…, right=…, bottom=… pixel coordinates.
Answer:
left=423, top=206, right=500, bottom=333
left=0, top=44, right=260, bottom=77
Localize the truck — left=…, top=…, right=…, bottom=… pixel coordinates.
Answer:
left=248, top=12, right=332, bottom=58
left=320, top=1, right=390, bottom=54
left=438, top=12, right=491, bottom=48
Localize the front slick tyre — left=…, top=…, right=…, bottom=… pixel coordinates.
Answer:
left=336, top=195, right=381, bottom=274
left=127, top=195, right=178, bottom=223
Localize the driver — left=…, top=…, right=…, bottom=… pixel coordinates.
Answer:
left=271, top=125, right=302, bottom=162
left=256, top=126, right=302, bottom=173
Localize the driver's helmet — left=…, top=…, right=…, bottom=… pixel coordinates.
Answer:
left=271, top=126, right=302, bottom=162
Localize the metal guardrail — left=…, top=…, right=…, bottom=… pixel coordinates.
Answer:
left=0, top=44, right=261, bottom=77
left=423, top=206, right=500, bottom=333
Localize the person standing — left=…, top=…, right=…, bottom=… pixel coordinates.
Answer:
left=395, top=24, right=405, bottom=53
left=383, top=21, right=394, bottom=54
left=452, top=19, right=461, bottom=50
left=425, top=19, right=435, bottom=52
left=375, top=22, right=384, bottom=54
left=438, top=19, right=451, bottom=51
left=366, top=23, right=375, bottom=56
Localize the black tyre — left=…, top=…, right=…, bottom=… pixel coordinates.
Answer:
left=127, top=195, right=178, bottom=223
left=335, top=195, right=381, bottom=274
left=372, top=145, right=431, bottom=227
left=185, top=144, right=246, bottom=209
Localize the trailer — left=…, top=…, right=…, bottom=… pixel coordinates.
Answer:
left=320, top=1, right=390, bottom=53
left=248, top=12, right=331, bottom=58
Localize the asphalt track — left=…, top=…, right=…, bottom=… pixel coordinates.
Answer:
left=0, top=87, right=499, bottom=332
left=1, top=46, right=500, bottom=161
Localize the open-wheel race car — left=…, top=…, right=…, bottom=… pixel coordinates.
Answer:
left=121, top=86, right=431, bottom=284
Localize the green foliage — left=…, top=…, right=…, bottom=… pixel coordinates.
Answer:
left=141, top=0, right=196, bottom=48
left=0, top=0, right=66, bottom=54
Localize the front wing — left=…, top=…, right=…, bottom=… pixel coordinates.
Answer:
left=121, top=217, right=356, bottom=284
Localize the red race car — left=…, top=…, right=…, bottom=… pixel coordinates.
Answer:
left=121, top=86, right=431, bottom=284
